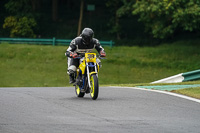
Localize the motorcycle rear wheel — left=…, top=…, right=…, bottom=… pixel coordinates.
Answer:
left=75, top=85, right=85, bottom=97
left=90, top=74, right=99, bottom=100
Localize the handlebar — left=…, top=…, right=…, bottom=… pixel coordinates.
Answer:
left=73, top=55, right=106, bottom=59
left=65, top=52, right=106, bottom=59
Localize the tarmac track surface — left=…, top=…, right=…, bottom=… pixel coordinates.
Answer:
left=0, top=87, right=200, bottom=133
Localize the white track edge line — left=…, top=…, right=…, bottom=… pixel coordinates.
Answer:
left=109, top=86, right=200, bottom=104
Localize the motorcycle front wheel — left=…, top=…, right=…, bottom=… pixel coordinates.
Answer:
left=90, top=74, right=99, bottom=100
left=75, top=85, right=85, bottom=97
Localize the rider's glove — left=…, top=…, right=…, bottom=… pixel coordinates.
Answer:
left=65, top=51, right=72, bottom=57
left=100, top=50, right=106, bottom=57
left=69, top=52, right=73, bottom=57
left=71, top=52, right=79, bottom=58
left=65, top=51, right=78, bottom=58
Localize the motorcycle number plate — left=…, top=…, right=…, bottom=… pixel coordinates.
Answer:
left=85, top=53, right=96, bottom=63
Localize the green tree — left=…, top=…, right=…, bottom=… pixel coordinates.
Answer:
left=133, top=0, right=200, bottom=39
left=3, top=0, right=37, bottom=38
left=106, top=0, right=135, bottom=40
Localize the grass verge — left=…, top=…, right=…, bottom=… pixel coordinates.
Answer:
left=108, top=81, right=200, bottom=99
left=172, top=87, right=200, bottom=99
left=0, top=42, right=200, bottom=100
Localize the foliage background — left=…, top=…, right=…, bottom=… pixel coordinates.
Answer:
left=133, top=0, right=200, bottom=39
left=0, top=0, right=199, bottom=45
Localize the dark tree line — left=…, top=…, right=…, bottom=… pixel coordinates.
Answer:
left=1, top=0, right=200, bottom=41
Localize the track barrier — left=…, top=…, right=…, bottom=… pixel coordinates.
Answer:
left=0, top=37, right=114, bottom=47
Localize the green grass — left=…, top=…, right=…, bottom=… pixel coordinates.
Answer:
left=0, top=42, right=200, bottom=87
left=172, top=87, right=200, bottom=99
left=0, top=44, right=68, bottom=87
left=101, top=43, right=200, bottom=84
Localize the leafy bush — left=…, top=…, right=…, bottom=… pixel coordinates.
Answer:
left=3, top=0, right=37, bottom=38
left=3, top=16, right=37, bottom=38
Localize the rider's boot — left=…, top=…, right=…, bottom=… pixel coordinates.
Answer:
left=69, top=75, right=75, bottom=84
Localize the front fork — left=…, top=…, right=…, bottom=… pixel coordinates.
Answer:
left=86, top=62, right=98, bottom=88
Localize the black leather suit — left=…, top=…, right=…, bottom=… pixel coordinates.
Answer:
left=66, top=36, right=105, bottom=73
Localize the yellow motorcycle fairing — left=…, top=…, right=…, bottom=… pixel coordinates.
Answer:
left=79, top=53, right=99, bottom=75
left=79, top=59, right=86, bottom=75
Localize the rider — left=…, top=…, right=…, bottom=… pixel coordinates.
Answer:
left=65, top=28, right=106, bottom=84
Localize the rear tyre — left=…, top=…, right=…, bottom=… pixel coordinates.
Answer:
left=90, top=74, right=99, bottom=100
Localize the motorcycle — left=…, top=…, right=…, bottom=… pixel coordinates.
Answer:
left=73, top=53, right=104, bottom=100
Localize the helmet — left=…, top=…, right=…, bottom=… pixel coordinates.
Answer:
left=81, top=28, right=94, bottom=45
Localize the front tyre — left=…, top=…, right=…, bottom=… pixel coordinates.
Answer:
left=90, top=74, right=99, bottom=100
left=75, top=85, right=85, bottom=97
